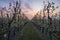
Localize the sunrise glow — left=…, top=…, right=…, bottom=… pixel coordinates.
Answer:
left=0, top=0, right=60, bottom=19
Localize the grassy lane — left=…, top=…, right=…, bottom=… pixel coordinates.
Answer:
left=15, top=22, right=42, bottom=40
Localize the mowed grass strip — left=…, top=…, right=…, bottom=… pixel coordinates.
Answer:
left=15, top=22, right=42, bottom=40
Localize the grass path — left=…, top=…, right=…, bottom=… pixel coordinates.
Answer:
left=14, top=22, right=42, bottom=40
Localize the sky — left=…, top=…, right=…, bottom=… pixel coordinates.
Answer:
left=0, top=0, right=60, bottom=19
left=0, top=0, right=60, bottom=11
left=0, top=0, right=60, bottom=10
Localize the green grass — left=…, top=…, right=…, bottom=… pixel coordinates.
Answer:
left=15, top=22, right=42, bottom=40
